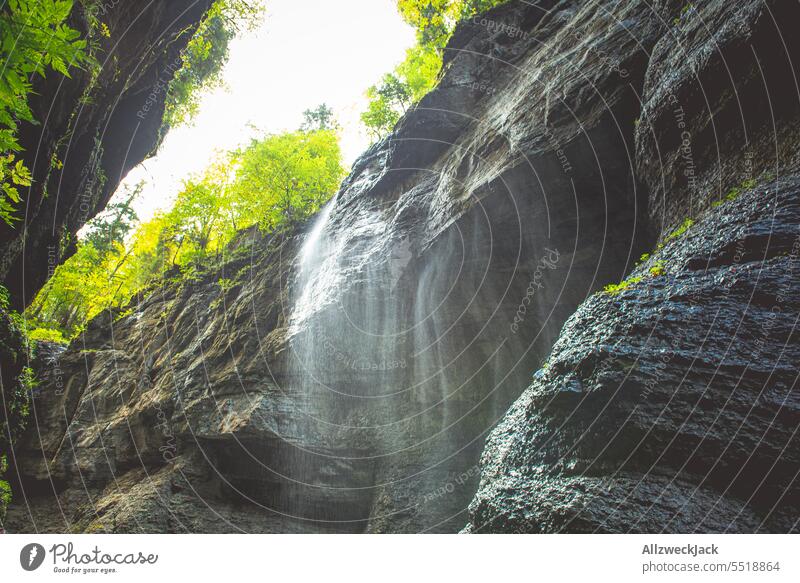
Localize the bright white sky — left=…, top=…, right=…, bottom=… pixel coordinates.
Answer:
left=114, top=0, right=414, bottom=223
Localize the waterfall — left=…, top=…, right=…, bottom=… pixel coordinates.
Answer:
left=274, top=181, right=555, bottom=532
left=290, top=197, right=341, bottom=336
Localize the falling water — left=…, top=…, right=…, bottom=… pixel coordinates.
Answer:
left=272, top=170, right=567, bottom=532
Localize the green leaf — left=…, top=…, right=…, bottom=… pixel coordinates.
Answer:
left=13, top=159, right=32, bottom=186
left=50, top=56, right=69, bottom=76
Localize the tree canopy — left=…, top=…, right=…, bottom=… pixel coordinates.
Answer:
left=0, top=0, right=93, bottom=226
left=163, top=0, right=264, bottom=129
left=301, top=104, right=337, bottom=132
left=361, top=0, right=508, bottom=139
left=27, top=129, right=345, bottom=340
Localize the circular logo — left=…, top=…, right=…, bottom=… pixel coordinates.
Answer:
left=20, top=543, right=46, bottom=571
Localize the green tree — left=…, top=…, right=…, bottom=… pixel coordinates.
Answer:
left=361, top=0, right=507, bottom=139
left=163, top=0, right=264, bottom=128
left=26, top=129, right=345, bottom=340
left=168, top=179, right=224, bottom=263
left=83, top=182, right=140, bottom=254
left=361, top=46, right=440, bottom=139
left=232, top=130, right=344, bottom=231
left=301, top=103, right=337, bottom=131
left=0, top=0, right=92, bottom=226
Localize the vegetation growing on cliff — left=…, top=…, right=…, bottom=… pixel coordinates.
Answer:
left=163, top=0, right=264, bottom=129
left=0, top=283, right=37, bottom=524
left=361, top=0, right=508, bottom=138
left=27, top=128, right=345, bottom=339
left=0, top=0, right=92, bottom=226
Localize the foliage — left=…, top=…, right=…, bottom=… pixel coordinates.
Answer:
left=18, top=365, right=36, bottom=391
left=301, top=103, right=337, bottom=131
left=666, top=218, right=695, bottom=241
left=0, top=286, right=34, bottom=525
left=603, top=274, right=645, bottom=296
left=603, top=257, right=667, bottom=296
left=361, top=0, right=507, bottom=138
left=83, top=181, right=140, bottom=254
left=649, top=260, right=666, bottom=277
left=26, top=181, right=141, bottom=335
left=673, top=3, right=696, bottom=26
left=398, top=0, right=503, bottom=46
left=26, top=326, right=68, bottom=344
left=361, top=46, right=440, bottom=139
left=0, top=281, right=9, bottom=311
left=712, top=177, right=758, bottom=208
left=231, top=130, right=344, bottom=231
left=27, top=129, right=345, bottom=339
left=217, top=277, right=235, bottom=293
left=1, top=455, right=10, bottom=523
left=0, top=0, right=92, bottom=226
left=0, top=154, right=32, bottom=225
left=27, top=238, right=126, bottom=335
left=163, top=0, right=264, bottom=128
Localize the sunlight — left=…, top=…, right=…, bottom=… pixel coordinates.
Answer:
left=117, top=0, right=415, bottom=224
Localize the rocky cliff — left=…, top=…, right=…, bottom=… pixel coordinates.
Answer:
left=0, top=0, right=213, bottom=309
left=6, top=0, right=800, bottom=533
left=0, top=1, right=214, bottom=528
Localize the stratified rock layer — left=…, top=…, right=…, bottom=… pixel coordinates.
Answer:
left=7, top=0, right=800, bottom=533
left=466, top=0, right=800, bottom=533
left=466, top=177, right=800, bottom=533
left=0, top=0, right=213, bottom=528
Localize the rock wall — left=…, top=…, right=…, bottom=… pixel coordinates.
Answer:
left=6, top=0, right=800, bottom=533
left=0, top=0, right=213, bottom=528
left=466, top=0, right=800, bottom=533
left=0, top=0, right=213, bottom=309
left=466, top=176, right=800, bottom=533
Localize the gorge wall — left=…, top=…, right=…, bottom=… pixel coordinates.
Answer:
left=0, top=0, right=214, bottom=309
left=6, top=0, right=800, bottom=533
left=0, top=0, right=213, bottom=526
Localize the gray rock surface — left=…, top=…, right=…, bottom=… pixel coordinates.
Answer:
left=466, top=176, right=800, bottom=533
left=0, top=0, right=214, bottom=528
left=0, top=0, right=214, bottom=309
left=6, top=0, right=800, bottom=533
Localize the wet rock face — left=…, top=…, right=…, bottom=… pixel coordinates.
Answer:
left=0, top=1, right=213, bottom=309
left=636, top=0, right=800, bottom=233
left=7, top=230, right=311, bottom=533
left=635, top=2, right=800, bottom=230
left=467, top=177, right=800, bottom=533
left=6, top=0, right=800, bottom=533
left=465, top=0, right=800, bottom=534
left=7, top=0, right=648, bottom=533
left=0, top=0, right=213, bottom=528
